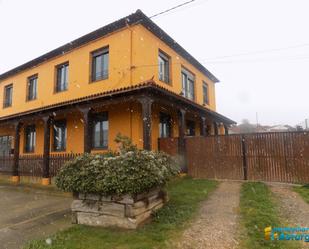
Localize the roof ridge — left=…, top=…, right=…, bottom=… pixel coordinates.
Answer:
left=0, top=10, right=218, bottom=82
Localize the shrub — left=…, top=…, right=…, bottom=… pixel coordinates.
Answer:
left=55, top=134, right=179, bottom=195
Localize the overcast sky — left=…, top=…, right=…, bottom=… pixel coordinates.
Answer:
left=0, top=0, right=308, bottom=126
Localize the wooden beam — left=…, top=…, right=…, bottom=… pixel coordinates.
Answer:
left=79, top=107, right=92, bottom=153
left=138, top=96, right=153, bottom=150
left=42, top=116, right=52, bottom=182
left=224, top=124, right=229, bottom=135
left=214, top=122, right=219, bottom=136
left=178, top=109, right=188, bottom=172
left=178, top=109, right=186, bottom=148
left=12, top=121, right=22, bottom=179
left=200, top=116, right=207, bottom=136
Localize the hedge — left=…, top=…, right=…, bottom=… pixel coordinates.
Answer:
left=55, top=134, right=179, bottom=195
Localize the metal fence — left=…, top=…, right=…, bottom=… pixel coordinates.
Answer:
left=0, top=153, right=83, bottom=178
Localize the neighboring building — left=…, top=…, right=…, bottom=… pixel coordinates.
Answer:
left=296, top=118, right=309, bottom=131
left=0, top=10, right=234, bottom=182
left=229, top=124, right=267, bottom=134
left=229, top=124, right=296, bottom=134
left=266, top=125, right=296, bottom=132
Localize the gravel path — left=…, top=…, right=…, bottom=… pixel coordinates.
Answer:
left=270, top=184, right=309, bottom=248
left=270, top=184, right=309, bottom=227
left=175, top=181, right=241, bottom=249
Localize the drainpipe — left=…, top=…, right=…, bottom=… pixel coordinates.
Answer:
left=126, top=20, right=134, bottom=139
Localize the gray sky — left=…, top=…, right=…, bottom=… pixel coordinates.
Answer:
left=0, top=0, right=308, bottom=126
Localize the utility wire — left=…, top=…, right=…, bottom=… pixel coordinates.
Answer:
left=149, top=0, right=197, bottom=19
left=145, top=1, right=309, bottom=66
left=128, top=53, right=309, bottom=70
left=202, top=42, right=309, bottom=61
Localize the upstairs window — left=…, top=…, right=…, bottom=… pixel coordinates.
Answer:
left=91, top=47, right=109, bottom=82
left=25, top=125, right=36, bottom=153
left=202, top=81, right=209, bottom=105
left=158, top=51, right=170, bottom=83
left=27, top=75, right=38, bottom=101
left=56, top=62, right=69, bottom=92
left=53, top=120, right=67, bottom=151
left=159, top=112, right=172, bottom=138
left=92, top=112, right=108, bottom=149
left=3, top=84, right=13, bottom=108
left=181, top=68, right=195, bottom=101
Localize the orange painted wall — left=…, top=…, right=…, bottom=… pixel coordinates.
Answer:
left=0, top=102, right=208, bottom=154
left=0, top=28, right=132, bottom=118
left=0, top=24, right=216, bottom=119
left=0, top=22, right=218, bottom=153
left=0, top=103, right=142, bottom=154
left=130, top=25, right=216, bottom=110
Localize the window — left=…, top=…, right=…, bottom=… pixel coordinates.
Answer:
left=159, top=112, right=172, bottom=138
left=24, top=125, right=36, bottom=153
left=186, top=120, right=195, bottom=136
left=0, top=135, right=12, bottom=156
left=91, top=47, right=109, bottom=82
left=56, top=63, right=69, bottom=92
left=27, top=75, right=38, bottom=101
left=53, top=120, right=67, bottom=151
left=3, top=84, right=13, bottom=108
left=202, top=81, right=209, bottom=105
left=181, top=68, right=195, bottom=100
left=92, top=112, right=108, bottom=149
left=158, top=51, right=170, bottom=83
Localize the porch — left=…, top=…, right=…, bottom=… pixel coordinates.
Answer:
left=0, top=81, right=235, bottom=184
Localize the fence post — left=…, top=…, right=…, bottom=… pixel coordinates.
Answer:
left=241, top=135, right=248, bottom=180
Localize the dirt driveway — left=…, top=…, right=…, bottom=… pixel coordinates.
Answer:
left=175, top=181, right=241, bottom=249
left=270, top=184, right=309, bottom=249
left=0, top=185, right=72, bottom=249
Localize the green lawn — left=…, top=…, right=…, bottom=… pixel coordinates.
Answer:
left=293, top=184, right=309, bottom=203
left=239, top=182, right=298, bottom=249
left=24, top=177, right=217, bottom=249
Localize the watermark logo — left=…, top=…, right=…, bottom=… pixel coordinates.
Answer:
left=265, top=226, right=309, bottom=242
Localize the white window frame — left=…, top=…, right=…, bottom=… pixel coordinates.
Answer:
left=202, top=81, right=209, bottom=105
left=158, top=51, right=170, bottom=83
left=181, top=68, right=195, bottom=101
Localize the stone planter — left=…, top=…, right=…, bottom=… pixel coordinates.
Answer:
left=71, top=188, right=168, bottom=229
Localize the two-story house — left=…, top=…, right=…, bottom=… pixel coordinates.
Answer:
left=0, top=10, right=235, bottom=184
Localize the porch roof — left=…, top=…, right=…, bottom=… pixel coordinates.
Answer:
left=0, top=80, right=236, bottom=125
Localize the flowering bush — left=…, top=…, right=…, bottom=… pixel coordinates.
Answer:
left=55, top=134, right=179, bottom=195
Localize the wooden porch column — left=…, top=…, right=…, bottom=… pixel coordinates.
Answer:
left=200, top=116, right=207, bottom=136
left=214, top=122, right=219, bottom=136
left=224, top=124, right=229, bottom=135
left=42, top=116, right=52, bottom=185
left=12, top=121, right=22, bottom=183
left=79, top=108, right=92, bottom=153
left=178, top=109, right=187, bottom=172
left=178, top=109, right=186, bottom=152
left=138, top=97, right=153, bottom=150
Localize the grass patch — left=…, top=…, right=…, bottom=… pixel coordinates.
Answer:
left=293, top=184, right=309, bottom=203
left=24, top=177, right=217, bottom=249
left=239, top=182, right=298, bottom=249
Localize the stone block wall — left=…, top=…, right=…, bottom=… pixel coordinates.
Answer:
left=71, top=188, right=168, bottom=229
